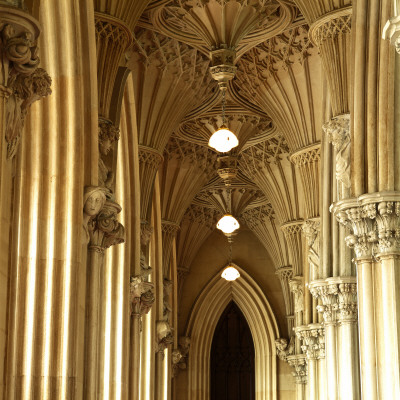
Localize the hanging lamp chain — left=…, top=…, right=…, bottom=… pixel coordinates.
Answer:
left=229, top=240, right=232, bottom=264
left=227, top=187, right=232, bottom=214
left=222, top=88, right=226, bottom=126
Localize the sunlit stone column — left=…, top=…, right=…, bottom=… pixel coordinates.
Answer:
left=4, top=0, right=98, bottom=398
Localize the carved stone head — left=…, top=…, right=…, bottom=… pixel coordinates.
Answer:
left=83, top=186, right=107, bottom=218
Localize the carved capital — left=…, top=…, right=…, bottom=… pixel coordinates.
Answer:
left=161, top=220, right=180, bottom=237
left=309, top=280, right=338, bottom=324
left=333, top=278, right=357, bottom=323
left=295, top=323, right=325, bottom=360
left=88, top=199, right=125, bottom=252
left=332, top=193, right=400, bottom=258
left=138, top=145, right=164, bottom=170
left=287, top=354, right=307, bottom=385
left=172, top=336, right=191, bottom=377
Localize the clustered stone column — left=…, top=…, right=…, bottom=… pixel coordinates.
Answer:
left=333, top=195, right=400, bottom=399
left=309, top=277, right=359, bottom=400
left=294, top=324, right=325, bottom=400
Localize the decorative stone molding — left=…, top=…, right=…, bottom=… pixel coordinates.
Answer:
left=161, top=220, right=180, bottom=236
left=209, top=47, right=237, bottom=88
left=88, top=199, right=125, bottom=253
left=295, top=323, right=325, bottom=360
left=130, top=275, right=155, bottom=317
left=275, top=336, right=295, bottom=362
left=332, top=192, right=400, bottom=258
left=156, top=320, right=174, bottom=354
left=281, top=220, right=304, bottom=276
left=290, top=143, right=321, bottom=167
left=309, top=7, right=352, bottom=46
left=323, top=114, right=351, bottom=199
left=287, top=354, right=307, bottom=384
left=289, top=276, right=304, bottom=314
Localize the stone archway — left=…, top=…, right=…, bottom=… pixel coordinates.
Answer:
left=186, top=264, right=279, bottom=400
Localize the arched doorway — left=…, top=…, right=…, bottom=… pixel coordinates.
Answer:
left=210, top=301, right=255, bottom=400
left=186, top=264, right=278, bottom=400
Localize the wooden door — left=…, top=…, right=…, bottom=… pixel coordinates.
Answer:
left=210, top=301, right=255, bottom=400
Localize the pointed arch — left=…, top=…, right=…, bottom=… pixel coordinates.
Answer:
left=186, top=264, right=279, bottom=400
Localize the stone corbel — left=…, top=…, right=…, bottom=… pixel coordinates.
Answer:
left=130, top=275, right=155, bottom=318
left=156, top=320, right=174, bottom=355
left=172, top=336, right=191, bottom=377
left=88, top=199, right=125, bottom=253
left=275, top=336, right=295, bottom=362
left=1, top=11, right=52, bottom=159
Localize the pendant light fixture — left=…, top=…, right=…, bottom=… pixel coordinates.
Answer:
left=208, top=88, right=239, bottom=153
left=221, top=241, right=240, bottom=281
left=216, top=188, right=240, bottom=234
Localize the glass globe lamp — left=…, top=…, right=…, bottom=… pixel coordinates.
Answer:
left=216, top=214, right=240, bottom=234
left=221, top=266, right=240, bottom=281
left=208, top=126, right=239, bottom=153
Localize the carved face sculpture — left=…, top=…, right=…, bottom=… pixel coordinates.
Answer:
left=84, top=190, right=106, bottom=217
left=99, top=138, right=112, bottom=156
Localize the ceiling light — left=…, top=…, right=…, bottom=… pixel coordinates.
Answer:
left=221, top=266, right=240, bottom=281
left=217, top=214, right=240, bottom=234
left=208, top=88, right=238, bottom=153
left=208, top=126, right=239, bottom=152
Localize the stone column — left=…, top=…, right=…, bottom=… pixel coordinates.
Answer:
left=4, top=0, right=97, bottom=398
left=0, top=9, right=51, bottom=397
left=84, top=199, right=125, bottom=399
left=309, top=280, right=338, bottom=400
left=333, top=195, right=400, bottom=399
left=275, top=266, right=294, bottom=336
left=129, top=274, right=155, bottom=399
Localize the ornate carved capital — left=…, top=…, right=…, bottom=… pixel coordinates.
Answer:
left=130, top=275, right=155, bottom=317
left=332, top=192, right=400, bottom=258
left=161, top=220, right=180, bottom=237
left=309, top=279, right=338, bottom=324
left=332, top=278, right=357, bottom=323
left=88, top=199, right=125, bottom=253
left=310, top=7, right=352, bottom=46
left=287, top=354, right=307, bottom=384
left=295, top=323, right=325, bottom=360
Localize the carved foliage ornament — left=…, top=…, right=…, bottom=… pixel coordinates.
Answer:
left=275, top=336, right=295, bottom=362
left=287, top=354, right=307, bottom=384
left=130, top=275, right=155, bottom=317
left=295, top=324, right=325, bottom=360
